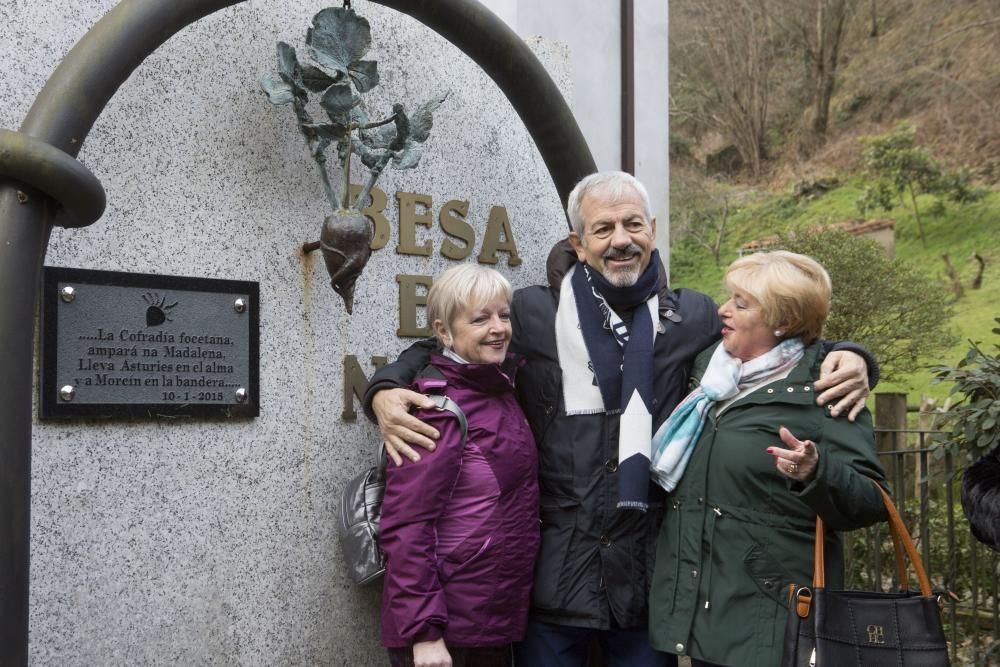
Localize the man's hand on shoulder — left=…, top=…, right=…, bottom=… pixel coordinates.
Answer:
left=814, top=350, right=870, bottom=421
left=372, top=388, right=440, bottom=465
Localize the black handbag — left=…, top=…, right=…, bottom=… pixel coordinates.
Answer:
left=782, top=483, right=949, bottom=666
left=336, top=393, right=467, bottom=585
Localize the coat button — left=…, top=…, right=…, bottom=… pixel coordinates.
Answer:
left=605, top=459, right=618, bottom=473
left=767, top=388, right=774, bottom=394
left=804, top=386, right=811, bottom=392
left=691, top=569, right=698, bottom=578
left=544, top=404, right=553, bottom=414
left=675, top=643, right=685, bottom=653
left=697, top=497, right=704, bottom=505
left=600, top=535, right=611, bottom=547
left=787, top=387, right=795, bottom=392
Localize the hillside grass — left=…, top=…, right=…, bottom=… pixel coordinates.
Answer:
left=669, top=183, right=1000, bottom=404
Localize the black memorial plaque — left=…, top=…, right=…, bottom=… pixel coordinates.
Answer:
left=40, top=267, right=260, bottom=418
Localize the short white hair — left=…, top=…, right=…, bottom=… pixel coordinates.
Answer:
left=427, top=264, right=513, bottom=334
left=567, top=171, right=653, bottom=236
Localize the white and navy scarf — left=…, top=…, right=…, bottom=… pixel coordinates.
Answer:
left=556, top=251, right=661, bottom=511
left=650, top=338, right=805, bottom=491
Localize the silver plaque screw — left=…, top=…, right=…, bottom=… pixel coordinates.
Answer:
left=234, top=298, right=247, bottom=314
left=60, top=286, right=76, bottom=303
left=235, top=387, right=248, bottom=403
left=60, top=385, right=76, bottom=401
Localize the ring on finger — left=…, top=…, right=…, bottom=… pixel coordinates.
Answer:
left=789, top=462, right=798, bottom=473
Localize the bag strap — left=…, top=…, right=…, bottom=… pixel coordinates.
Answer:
left=425, top=394, right=468, bottom=440
left=889, top=514, right=909, bottom=593
left=811, top=491, right=906, bottom=589
left=375, top=367, right=469, bottom=470
left=877, top=483, right=933, bottom=596
left=800, top=480, right=933, bottom=617
left=813, top=517, right=826, bottom=588
left=418, top=363, right=468, bottom=442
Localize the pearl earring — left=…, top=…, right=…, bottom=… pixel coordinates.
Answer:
left=774, top=330, right=784, bottom=337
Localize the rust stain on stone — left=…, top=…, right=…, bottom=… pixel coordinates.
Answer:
left=300, top=245, right=316, bottom=488
left=301, top=245, right=314, bottom=313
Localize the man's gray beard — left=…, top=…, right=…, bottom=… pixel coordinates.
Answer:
left=604, top=266, right=640, bottom=287
left=601, top=242, right=643, bottom=287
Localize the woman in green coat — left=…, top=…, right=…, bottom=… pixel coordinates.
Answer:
left=648, top=251, right=888, bottom=667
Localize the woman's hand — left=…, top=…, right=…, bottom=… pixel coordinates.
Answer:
left=769, top=426, right=819, bottom=483
left=372, top=388, right=440, bottom=465
left=413, top=639, right=452, bottom=667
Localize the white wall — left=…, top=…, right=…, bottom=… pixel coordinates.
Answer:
left=634, top=0, right=671, bottom=266
left=482, top=0, right=671, bottom=265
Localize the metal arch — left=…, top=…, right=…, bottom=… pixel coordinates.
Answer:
left=0, top=130, right=106, bottom=228
left=369, top=0, right=597, bottom=213
left=0, top=1, right=594, bottom=663
left=1, top=4, right=243, bottom=661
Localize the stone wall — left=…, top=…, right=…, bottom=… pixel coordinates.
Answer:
left=2, top=1, right=571, bottom=663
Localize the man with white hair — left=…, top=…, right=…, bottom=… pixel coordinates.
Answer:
left=364, top=171, right=874, bottom=667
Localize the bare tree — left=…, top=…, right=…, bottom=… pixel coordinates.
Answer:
left=687, top=197, right=731, bottom=268
left=810, top=1, right=854, bottom=140
left=671, top=171, right=733, bottom=267
left=941, top=253, right=965, bottom=300
left=675, top=195, right=732, bottom=268
left=971, top=253, right=985, bottom=290
left=774, top=0, right=858, bottom=152
left=671, top=0, right=775, bottom=178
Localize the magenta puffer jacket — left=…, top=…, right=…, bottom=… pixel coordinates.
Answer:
left=379, top=353, right=540, bottom=648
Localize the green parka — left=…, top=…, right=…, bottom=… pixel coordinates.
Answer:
left=649, top=341, right=889, bottom=666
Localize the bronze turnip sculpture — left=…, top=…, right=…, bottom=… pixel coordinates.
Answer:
left=261, top=7, right=447, bottom=313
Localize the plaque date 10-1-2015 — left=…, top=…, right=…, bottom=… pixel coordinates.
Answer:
left=40, top=267, right=259, bottom=418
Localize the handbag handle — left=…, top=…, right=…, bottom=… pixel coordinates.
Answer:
left=810, top=481, right=932, bottom=598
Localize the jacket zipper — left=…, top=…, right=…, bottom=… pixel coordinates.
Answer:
left=702, top=506, right=722, bottom=610
left=669, top=498, right=682, bottom=613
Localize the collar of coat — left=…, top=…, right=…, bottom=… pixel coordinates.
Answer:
left=414, top=352, right=525, bottom=395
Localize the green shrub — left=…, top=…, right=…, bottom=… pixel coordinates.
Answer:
left=776, top=229, right=957, bottom=381
left=930, top=318, right=1000, bottom=465
left=669, top=134, right=693, bottom=160
left=857, top=123, right=988, bottom=245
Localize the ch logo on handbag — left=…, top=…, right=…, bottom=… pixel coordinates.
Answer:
left=866, top=624, right=886, bottom=645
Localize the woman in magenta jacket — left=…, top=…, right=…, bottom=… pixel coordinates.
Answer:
left=379, top=264, right=540, bottom=667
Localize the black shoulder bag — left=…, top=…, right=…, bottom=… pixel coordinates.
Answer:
left=782, top=483, right=949, bottom=666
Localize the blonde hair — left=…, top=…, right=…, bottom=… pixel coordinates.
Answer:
left=723, top=251, right=831, bottom=344
left=427, top=264, right=513, bottom=335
